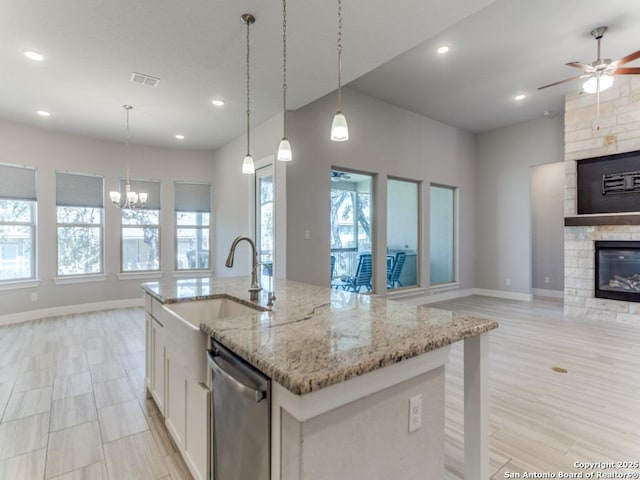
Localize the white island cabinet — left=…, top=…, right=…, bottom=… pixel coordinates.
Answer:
left=144, top=294, right=210, bottom=480
left=143, top=277, right=497, bottom=480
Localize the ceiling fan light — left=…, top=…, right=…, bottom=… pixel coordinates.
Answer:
left=242, top=154, right=255, bottom=174
left=331, top=111, right=349, bottom=142
left=277, top=137, right=292, bottom=162
left=583, top=74, right=614, bottom=94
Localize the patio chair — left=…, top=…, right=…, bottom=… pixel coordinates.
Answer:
left=343, top=254, right=373, bottom=293
left=387, top=252, right=406, bottom=288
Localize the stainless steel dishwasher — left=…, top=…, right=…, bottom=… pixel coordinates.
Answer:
left=207, top=341, right=270, bottom=480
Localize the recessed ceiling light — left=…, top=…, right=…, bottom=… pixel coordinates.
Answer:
left=514, top=94, right=527, bottom=101
left=24, top=50, right=44, bottom=61
left=36, top=110, right=50, bottom=117
left=175, top=134, right=185, bottom=140
left=436, top=45, right=450, bottom=55
left=211, top=99, right=225, bottom=107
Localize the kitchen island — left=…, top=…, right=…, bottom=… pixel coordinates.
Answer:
left=142, top=276, right=497, bottom=480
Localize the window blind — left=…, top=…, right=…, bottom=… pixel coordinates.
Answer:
left=56, top=172, right=104, bottom=207
left=119, top=179, right=161, bottom=210
left=174, top=182, right=211, bottom=212
left=0, top=164, right=36, bottom=201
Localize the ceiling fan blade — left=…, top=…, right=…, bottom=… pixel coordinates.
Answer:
left=566, top=61, right=591, bottom=71
left=614, top=67, right=640, bottom=75
left=617, top=50, right=640, bottom=65
left=538, top=74, right=585, bottom=90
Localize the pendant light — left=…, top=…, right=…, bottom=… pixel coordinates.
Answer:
left=330, top=0, right=349, bottom=142
left=109, top=105, right=148, bottom=209
left=241, top=14, right=256, bottom=175
left=276, top=0, right=292, bottom=162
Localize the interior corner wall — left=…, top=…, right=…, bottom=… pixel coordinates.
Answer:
left=211, top=114, right=282, bottom=278
left=285, top=87, right=477, bottom=291
left=531, top=162, right=565, bottom=292
left=0, top=119, right=214, bottom=317
left=475, top=115, right=564, bottom=295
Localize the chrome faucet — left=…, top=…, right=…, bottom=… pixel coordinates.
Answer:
left=225, top=236, right=262, bottom=301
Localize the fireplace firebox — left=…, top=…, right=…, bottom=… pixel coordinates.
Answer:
left=595, top=241, right=640, bottom=302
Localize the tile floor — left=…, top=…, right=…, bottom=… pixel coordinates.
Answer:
left=0, top=308, right=191, bottom=480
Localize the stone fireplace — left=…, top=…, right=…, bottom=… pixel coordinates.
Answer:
left=564, top=76, right=640, bottom=325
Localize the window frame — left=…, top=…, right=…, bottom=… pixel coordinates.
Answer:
left=174, top=182, right=211, bottom=272
left=55, top=172, right=104, bottom=277
left=429, top=183, right=458, bottom=287
left=0, top=199, right=37, bottom=282
left=386, top=176, right=421, bottom=291
left=119, top=179, right=161, bottom=274
left=0, top=163, right=37, bottom=283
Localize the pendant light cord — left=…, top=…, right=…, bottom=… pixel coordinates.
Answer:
left=337, top=0, right=343, bottom=111
left=246, top=18, right=251, bottom=156
left=282, top=0, right=288, bottom=137
left=124, top=105, right=132, bottom=185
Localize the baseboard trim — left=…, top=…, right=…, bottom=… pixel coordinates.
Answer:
left=0, top=298, right=145, bottom=327
left=532, top=288, right=564, bottom=299
left=474, top=288, right=533, bottom=302
left=399, top=288, right=476, bottom=305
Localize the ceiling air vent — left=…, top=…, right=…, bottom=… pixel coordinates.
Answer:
left=130, top=72, right=160, bottom=88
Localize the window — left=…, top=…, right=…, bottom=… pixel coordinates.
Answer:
left=56, top=172, right=104, bottom=276
left=430, top=184, right=457, bottom=285
left=120, top=180, right=160, bottom=272
left=330, top=169, right=374, bottom=292
left=0, top=164, right=37, bottom=282
left=387, top=178, right=419, bottom=290
left=175, top=182, right=211, bottom=270
left=255, top=166, right=274, bottom=274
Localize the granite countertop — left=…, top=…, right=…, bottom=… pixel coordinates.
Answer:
left=142, top=276, right=498, bottom=395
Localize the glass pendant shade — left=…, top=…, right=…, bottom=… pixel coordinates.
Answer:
left=330, top=111, right=349, bottom=142
left=242, top=154, right=255, bottom=174
left=277, top=137, right=292, bottom=161
left=583, top=74, right=614, bottom=94
left=138, top=192, right=148, bottom=204
left=110, top=191, right=121, bottom=204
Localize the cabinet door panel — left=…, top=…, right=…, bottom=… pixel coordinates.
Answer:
left=185, top=381, right=210, bottom=480
left=151, top=320, right=165, bottom=414
left=166, top=357, right=187, bottom=450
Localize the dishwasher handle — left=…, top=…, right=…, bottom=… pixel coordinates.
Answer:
left=207, top=349, right=266, bottom=403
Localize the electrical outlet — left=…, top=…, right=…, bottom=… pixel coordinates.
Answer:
left=304, top=229, right=311, bottom=240
left=31, top=292, right=38, bottom=301
left=409, top=394, right=422, bottom=433
left=544, top=276, right=550, bottom=284
left=505, top=278, right=511, bottom=286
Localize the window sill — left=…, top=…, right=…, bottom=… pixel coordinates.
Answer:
left=429, top=282, right=460, bottom=293
left=118, top=271, right=163, bottom=281
left=173, top=270, right=213, bottom=278
left=386, top=286, right=426, bottom=299
left=0, top=279, right=40, bottom=291
left=54, top=274, right=107, bottom=285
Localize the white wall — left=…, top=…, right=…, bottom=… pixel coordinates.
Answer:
left=475, top=115, right=564, bottom=295
left=286, top=88, right=477, bottom=293
left=531, top=162, right=565, bottom=292
left=211, top=114, right=286, bottom=279
left=0, top=119, right=214, bottom=317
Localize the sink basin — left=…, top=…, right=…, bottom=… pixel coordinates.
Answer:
left=163, top=297, right=265, bottom=329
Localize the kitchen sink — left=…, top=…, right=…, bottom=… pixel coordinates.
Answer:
left=163, top=297, right=266, bottom=329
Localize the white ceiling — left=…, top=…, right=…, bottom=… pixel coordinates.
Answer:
left=349, top=0, right=640, bottom=133
left=3, top=0, right=640, bottom=151
left=0, top=0, right=493, bottom=150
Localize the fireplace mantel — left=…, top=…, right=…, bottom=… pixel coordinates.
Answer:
left=565, top=214, right=640, bottom=227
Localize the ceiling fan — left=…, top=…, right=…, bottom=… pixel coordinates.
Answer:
left=331, top=171, right=351, bottom=182
left=538, top=26, right=640, bottom=93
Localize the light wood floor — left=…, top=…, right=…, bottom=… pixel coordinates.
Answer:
left=435, top=295, right=640, bottom=479
left=0, top=308, right=191, bottom=480
left=0, top=296, right=639, bottom=479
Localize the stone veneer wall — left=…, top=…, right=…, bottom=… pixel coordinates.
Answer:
left=564, top=76, right=640, bottom=325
